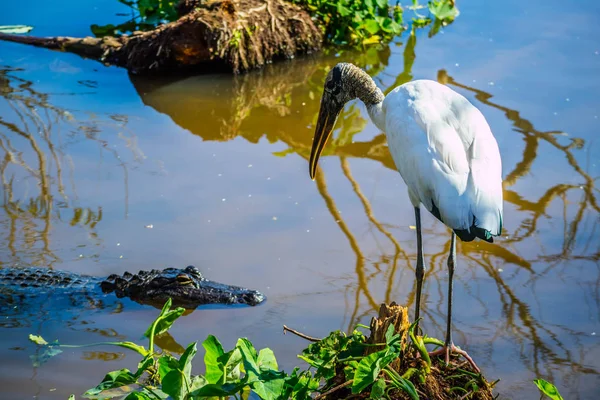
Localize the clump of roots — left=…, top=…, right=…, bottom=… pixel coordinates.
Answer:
left=294, top=303, right=496, bottom=400
left=365, top=304, right=495, bottom=399
left=0, top=0, right=322, bottom=74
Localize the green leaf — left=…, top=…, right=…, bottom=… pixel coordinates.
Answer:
left=428, top=0, right=459, bottom=21
left=124, top=393, right=153, bottom=400
left=157, top=355, right=180, bottom=381
left=337, top=3, right=352, bottom=17
left=144, top=298, right=172, bottom=335
left=370, top=378, right=386, bottom=399
left=190, top=383, right=245, bottom=397
left=162, top=370, right=187, bottom=400
left=83, top=369, right=137, bottom=396
left=237, top=338, right=260, bottom=382
left=255, top=371, right=287, bottom=400
left=190, top=375, right=208, bottom=391
left=412, top=17, right=432, bottom=27
left=68, top=396, right=75, bottom=400
left=29, top=334, right=48, bottom=345
left=202, top=335, right=226, bottom=384
left=257, top=348, right=278, bottom=372
left=223, top=347, right=244, bottom=382
left=362, top=35, right=382, bottom=45
left=0, top=25, right=33, bottom=34
left=390, top=376, right=419, bottom=400
left=375, top=0, right=388, bottom=10
left=237, top=339, right=286, bottom=399
left=533, top=379, right=564, bottom=400
left=352, top=350, right=386, bottom=393
left=180, top=342, right=197, bottom=378
left=384, top=324, right=396, bottom=345
left=155, top=344, right=196, bottom=398
left=393, top=5, right=404, bottom=24
left=135, top=355, right=155, bottom=378
left=146, top=307, right=185, bottom=337
left=282, top=368, right=319, bottom=400
left=143, top=305, right=185, bottom=339
left=363, top=20, right=380, bottom=35
left=299, top=330, right=365, bottom=382
left=379, top=17, right=394, bottom=33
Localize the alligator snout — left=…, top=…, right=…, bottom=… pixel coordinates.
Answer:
left=240, top=290, right=266, bottom=307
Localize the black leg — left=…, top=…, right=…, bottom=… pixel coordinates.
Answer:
left=414, top=207, right=425, bottom=328
left=427, top=231, right=480, bottom=372
left=445, top=232, right=456, bottom=362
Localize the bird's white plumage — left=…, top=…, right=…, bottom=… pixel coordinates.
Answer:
left=368, top=79, right=503, bottom=235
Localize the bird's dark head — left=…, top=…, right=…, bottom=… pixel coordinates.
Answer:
left=323, top=63, right=357, bottom=108
left=310, top=63, right=383, bottom=179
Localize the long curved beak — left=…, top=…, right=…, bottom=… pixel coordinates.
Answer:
left=309, top=96, right=343, bottom=179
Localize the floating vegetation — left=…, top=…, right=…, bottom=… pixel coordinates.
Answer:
left=533, top=379, right=564, bottom=400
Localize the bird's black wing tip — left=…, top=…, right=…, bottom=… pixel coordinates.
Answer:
left=454, top=227, right=494, bottom=243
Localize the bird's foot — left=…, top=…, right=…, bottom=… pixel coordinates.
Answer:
left=428, top=344, right=480, bottom=374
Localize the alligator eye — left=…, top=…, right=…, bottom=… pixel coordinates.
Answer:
left=184, top=266, right=203, bottom=279
left=175, top=274, right=193, bottom=285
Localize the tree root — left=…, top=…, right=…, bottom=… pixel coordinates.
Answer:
left=284, top=303, right=496, bottom=400
left=0, top=0, right=322, bottom=74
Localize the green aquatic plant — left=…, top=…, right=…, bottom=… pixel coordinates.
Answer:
left=90, top=0, right=459, bottom=47
left=29, top=301, right=493, bottom=399
left=291, top=0, right=459, bottom=46
left=290, top=0, right=405, bottom=45
left=91, top=0, right=178, bottom=36
left=533, top=379, right=564, bottom=400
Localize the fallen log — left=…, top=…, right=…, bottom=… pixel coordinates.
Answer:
left=0, top=0, right=322, bottom=74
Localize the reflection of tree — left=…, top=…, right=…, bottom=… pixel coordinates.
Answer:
left=133, top=34, right=599, bottom=385
left=0, top=67, right=137, bottom=268
left=438, top=70, right=600, bottom=260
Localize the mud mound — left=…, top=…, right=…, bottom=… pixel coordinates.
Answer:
left=0, top=0, right=322, bottom=74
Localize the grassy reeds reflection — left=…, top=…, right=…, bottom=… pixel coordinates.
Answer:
left=0, top=67, right=138, bottom=269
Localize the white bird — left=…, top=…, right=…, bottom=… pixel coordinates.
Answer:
left=309, top=62, right=503, bottom=371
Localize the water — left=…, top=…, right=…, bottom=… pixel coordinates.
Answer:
left=1, top=0, right=599, bottom=398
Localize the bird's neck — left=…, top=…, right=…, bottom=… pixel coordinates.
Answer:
left=345, top=65, right=384, bottom=105
left=342, top=64, right=386, bottom=131
left=366, top=102, right=386, bottom=132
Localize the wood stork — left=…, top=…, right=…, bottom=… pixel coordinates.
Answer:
left=309, top=62, right=503, bottom=371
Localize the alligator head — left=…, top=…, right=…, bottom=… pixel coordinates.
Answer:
left=99, top=266, right=265, bottom=309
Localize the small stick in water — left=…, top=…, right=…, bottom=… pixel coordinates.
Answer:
left=282, top=325, right=320, bottom=342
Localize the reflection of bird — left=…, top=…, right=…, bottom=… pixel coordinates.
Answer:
left=309, top=62, right=503, bottom=372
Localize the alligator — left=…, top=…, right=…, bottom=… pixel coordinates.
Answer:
left=0, top=266, right=265, bottom=309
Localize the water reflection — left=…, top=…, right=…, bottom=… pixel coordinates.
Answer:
left=438, top=69, right=600, bottom=259
left=131, top=40, right=599, bottom=387
left=0, top=19, right=598, bottom=398
left=0, top=66, right=139, bottom=269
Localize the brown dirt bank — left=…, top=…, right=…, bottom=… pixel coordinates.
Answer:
left=0, top=0, right=322, bottom=74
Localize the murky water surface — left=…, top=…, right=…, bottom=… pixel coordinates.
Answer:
left=1, top=0, right=599, bottom=398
